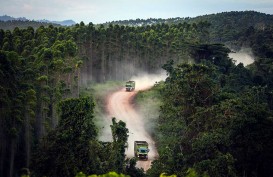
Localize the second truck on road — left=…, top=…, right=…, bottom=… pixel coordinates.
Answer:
left=125, top=81, right=135, bottom=92
left=134, top=141, right=149, bottom=160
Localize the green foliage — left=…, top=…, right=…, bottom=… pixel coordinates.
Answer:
left=32, top=98, right=133, bottom=176
left=32, top=97, right=98, bottom=177
left=110, top=118, right=129, bottom=173
left=124, top=158, right=145, bottom=177
left=75, top=171, right=129, bottom=177
left=0, top=20, right=61, bottom=31
left=151, top=43, right=273, bottom=177
left=104, top=11, right=273, bottom=43
left=185, top=168, right=209, bottom=177
left=160, top=173, right=177, bottom=177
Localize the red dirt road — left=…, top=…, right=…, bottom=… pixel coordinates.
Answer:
left=105, top=73, right=166, bottom=171
left=106, top=87, right=157, bottom=171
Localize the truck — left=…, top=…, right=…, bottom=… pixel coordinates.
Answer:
left=134, top=141, right=149, bottom=160
left=125, top=81, right=135, bottom=92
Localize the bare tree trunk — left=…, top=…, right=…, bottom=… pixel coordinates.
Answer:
left=115, top=59, right=118, bottom=80
left=8, top=139, right=16, bottom=177
left=24, top=109, right=31, bottom=168
left=41, top=101, right=46, bottom=138
left=101, top=44, right=106, bottom=82
left=0, top=118, right=6, bottom=177
left=88, top=42, right=93, bottom=82
left=52, top=103, right=58, bottom=128
left=77, top=68, right=80, bottom=97
left=36, top=92, right=43, bottom=141
left=49, top=99, right=58, bottom=129
left=68, top=73, right=71, bottom=91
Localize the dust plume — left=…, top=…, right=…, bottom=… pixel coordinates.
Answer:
left=97, top=113, right=113, bottom=142
left=229, top=48, right=255, bottom=66
left=129, top=70, right=167, bottom=90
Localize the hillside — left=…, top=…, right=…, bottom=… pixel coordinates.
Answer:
left=104, top=11, right=273, bottom=42
left=0, top=15, right=76, bottom=30
left=0, top=15, right=28, bottom=21
left=0, top=20, right=61, bottom=30
left=188, top=11, right=273, bottom=42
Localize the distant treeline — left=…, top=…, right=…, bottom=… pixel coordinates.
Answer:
left=105, top=11, right=273, bottom=43
left=0, top=20, right=61, bottom=31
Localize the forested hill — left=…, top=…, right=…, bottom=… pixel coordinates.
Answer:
left=189, top=11, right=273, bottom=42
left=0, top=20, right=61, bottom=30
left=0, top=15, right=76, bottom=30
left=105, top=11, right=273, bottom=42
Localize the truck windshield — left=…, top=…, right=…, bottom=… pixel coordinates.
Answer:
left=138, top=148, right=148, bottom=153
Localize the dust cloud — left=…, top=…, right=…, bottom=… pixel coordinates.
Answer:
left=130, top=71, right=167, bottom=90
left=229, top=48, right=255, bottom=66
left=99, top=71, right=166, bottom=171
left=97, top=113, right=113, bottom=142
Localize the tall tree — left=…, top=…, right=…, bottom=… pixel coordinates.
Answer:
left=32, top=97, right=98, bottom=177
left=110, top=118, right=129, bottom=173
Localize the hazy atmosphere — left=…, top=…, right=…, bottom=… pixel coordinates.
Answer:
left=1, top=0, right=273, bottom=23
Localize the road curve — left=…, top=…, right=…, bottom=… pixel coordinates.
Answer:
left=106, top=87, right=158, bottom=171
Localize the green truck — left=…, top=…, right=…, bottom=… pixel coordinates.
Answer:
left=125, top=81, right=135, bottom=92
left=134, top=141, right=149, bottom=160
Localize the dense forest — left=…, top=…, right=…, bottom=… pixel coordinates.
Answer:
left=0, top=11, right=273, bottom=177
left=106, top=11, right=273, bottom=43
left=147, top=44, right=273, bottom=177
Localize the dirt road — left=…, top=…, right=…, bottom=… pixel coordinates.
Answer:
left=104, top=73, right=165, bottom=171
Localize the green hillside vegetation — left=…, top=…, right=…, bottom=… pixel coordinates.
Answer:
left=0, top=11, right=273, bottom=177
left=105, top=11, right=273, bottom=43
left=147, top=45, right=273, bottom=176
left=183, top=11, right=273, bottom=43
left=134, top=43, right=273, bottom=177
left=0, top=20, right=61, bottom=31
